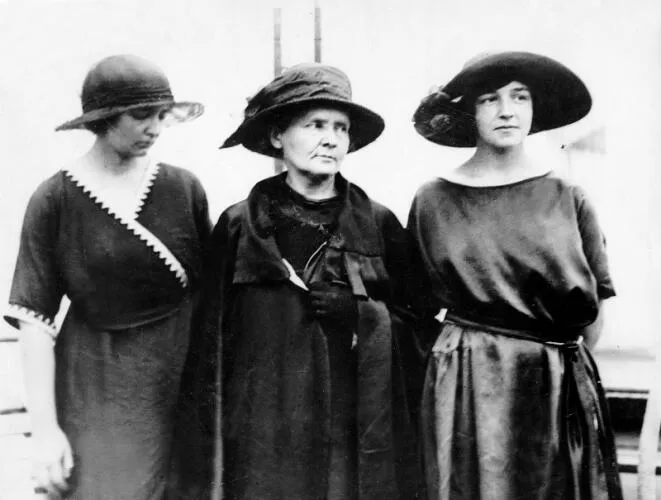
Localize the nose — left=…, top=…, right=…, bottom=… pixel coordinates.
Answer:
left=498, top=97, right=514, bottom=118
left=320, top=127, right=339, bottom=147
left=145, top=115, right=164, bottom=137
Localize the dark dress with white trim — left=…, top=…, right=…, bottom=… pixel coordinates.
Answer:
left=408, top=174, right=623, bottom=500
left=5, top=163, right=210, bottom=500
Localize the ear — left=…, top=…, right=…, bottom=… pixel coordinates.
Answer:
left=269, top=127, right=283, bottom=150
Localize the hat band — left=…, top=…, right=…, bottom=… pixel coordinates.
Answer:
left=270, top=81, right=351, bottom=107
left=82, top=86, right=175, bottom=113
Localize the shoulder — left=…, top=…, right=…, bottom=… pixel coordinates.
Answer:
left=215, top=199, right=248, bottom=232
left=157, top=163, right=205, bottom=190
left=27, top=171, right=67, bottom=211
left=369, top=199, right=403, bottom=229
left=344, top=181, right=405, bottom=233
left=156, top=163, right=208, bottom=202
left=413, top=177, right=450, bottom=199
left=538, top=173, right=592, bottom=206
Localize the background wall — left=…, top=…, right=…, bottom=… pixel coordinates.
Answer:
left=1, top=0, right=660, bottom=355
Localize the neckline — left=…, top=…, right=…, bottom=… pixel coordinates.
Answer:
left=63, top=160, right=160, bottom=220
left=439, top=171, right=552, bottom=189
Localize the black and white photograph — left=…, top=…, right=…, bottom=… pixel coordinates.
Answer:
left=0, top=0, right=660, bottom=498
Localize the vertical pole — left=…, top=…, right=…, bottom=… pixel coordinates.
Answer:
left=274, top=8, right=284, bottom=173
left=314, top=1, right=322, bottom=63
left=274, top=7, right=282, bottom=77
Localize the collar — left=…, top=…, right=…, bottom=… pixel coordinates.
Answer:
left=232, top=173, right=382, bottom=284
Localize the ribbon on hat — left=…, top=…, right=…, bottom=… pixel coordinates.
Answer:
left=413, top=85, right=475, bottom=143
left=82, top=86, right=175, bottom=113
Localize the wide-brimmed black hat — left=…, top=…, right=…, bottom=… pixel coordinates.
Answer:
left=413, top=51, right=592, bottom=147
left=220, top=63, right=385, bottom=157
left=56, top=54, right=204, bottom=131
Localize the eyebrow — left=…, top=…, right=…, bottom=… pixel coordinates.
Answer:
left=308, top=117, right=350, bottom=126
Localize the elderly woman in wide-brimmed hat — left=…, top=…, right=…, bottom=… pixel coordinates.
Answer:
left=408, top=52, right=623, bottom=499
left=184, top=63, right=423, bottom=500
left=4, top=54, right=210, bottom=499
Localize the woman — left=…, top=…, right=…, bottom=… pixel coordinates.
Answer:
left=186, top=62, right=422, bottom=500
left=408, top=52, right=623, bottom=499
left=4, top=54, right=210, bottom=499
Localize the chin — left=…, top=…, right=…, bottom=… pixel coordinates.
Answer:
left=306, top=165, right=341, bottom=177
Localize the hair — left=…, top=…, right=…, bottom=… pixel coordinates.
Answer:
left=462, top=75, right=540, bottom=134
left=84, top=114, right=121, bottom=136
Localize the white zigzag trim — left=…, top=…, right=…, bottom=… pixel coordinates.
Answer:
left=63, top=169, right=189, bottom=288
left=133, top=161, right=159, bottom=219
left=5, top=304, right=58, bottom=339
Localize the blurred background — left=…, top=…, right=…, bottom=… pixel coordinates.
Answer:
left=1, top=0, right=660, bottom=497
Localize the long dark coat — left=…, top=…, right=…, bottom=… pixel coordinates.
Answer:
left=175, top=173, right=423, bottom=500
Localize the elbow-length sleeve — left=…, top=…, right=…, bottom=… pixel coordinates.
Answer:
left=574, top=186, right=616, bottom=300
left=5, top=177, right=65, bottom=337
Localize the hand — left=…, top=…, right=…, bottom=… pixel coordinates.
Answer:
left=31, top=425, right=74, bottom=497
left=307, top=282, right=358, bottom=326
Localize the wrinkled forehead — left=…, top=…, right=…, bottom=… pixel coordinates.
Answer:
left=290, top=104, right=351, bottom=123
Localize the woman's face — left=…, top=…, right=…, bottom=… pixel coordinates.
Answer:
left=474, top=80, right=533, bottom=149
left=103, top=105, right=173, bottom=158
left=270, top=107, right=351, bottom=179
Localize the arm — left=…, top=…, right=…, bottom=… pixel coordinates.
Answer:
left=6, top=177, right=70, bottom=494
left=581, top=300, right=604, bottom=350
left=573, top=187, right=614, bottom=349
left=19, top=321, right=73, bottom=495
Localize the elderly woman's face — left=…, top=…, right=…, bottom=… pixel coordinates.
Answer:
left=270, top=107, right=350, bottom=178
left=474, top=81, right=532, bottom=149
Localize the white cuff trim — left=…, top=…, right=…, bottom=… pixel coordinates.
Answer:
left=5, top=304, right=58, bottom=339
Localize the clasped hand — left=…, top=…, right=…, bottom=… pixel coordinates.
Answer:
left=307, top=282, right=358, bottom=326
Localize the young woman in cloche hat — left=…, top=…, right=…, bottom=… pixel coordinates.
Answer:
left=408, top=51, right=623, bottom=499
left=182, top=62, right=424, bottom=500
left=5, top=54, right=210, bottom=499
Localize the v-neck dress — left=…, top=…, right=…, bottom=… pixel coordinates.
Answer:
left=408, top=174, right=622, bottom=500
left=5, top=163, right=211, bottom=500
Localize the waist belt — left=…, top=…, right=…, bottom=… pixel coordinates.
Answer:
left=443, top=311, right=584, bottom=349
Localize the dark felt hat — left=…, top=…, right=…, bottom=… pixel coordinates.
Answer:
left=220, top=63, right=385, bottom=157
left=56, top=54, right=204, bottom=132
left=413, top=51, right=592, bottom=147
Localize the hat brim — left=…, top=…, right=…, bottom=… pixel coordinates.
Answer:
left=220, top=97, right=385, bottom=158
left=415, top=52, right=592, bottom=148
left=55, top=101, right=204, bottom=131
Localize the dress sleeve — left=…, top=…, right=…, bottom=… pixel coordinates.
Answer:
left=192, top=175, right=212, bottom=249
left=574, top=186, right=616, bottom=299
left=4, top=178, right=64, bottom=338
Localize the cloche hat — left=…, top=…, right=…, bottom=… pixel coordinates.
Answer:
left=56, top=54, right=204, bottom=131
left=413, top=51, right=592, bottom=147
left=220, top=63, right=385, bottom=157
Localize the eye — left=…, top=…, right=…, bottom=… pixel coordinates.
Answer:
left=477, top=94, right=497, bottom=105
left=514, top=92, right=531, bottom=102
left=158, top=108, right=174, bottom=121
left=128, top=108, right=154, bottom=120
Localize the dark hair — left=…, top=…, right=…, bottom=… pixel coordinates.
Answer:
left=84, top=114, right=121, bottom=136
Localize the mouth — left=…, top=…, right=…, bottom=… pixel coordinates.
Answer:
left=314, top=155, right=336, bottom=161
left=134, top=141, right=155, bottom=148
left=495, top=126, right=518, bottom=131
